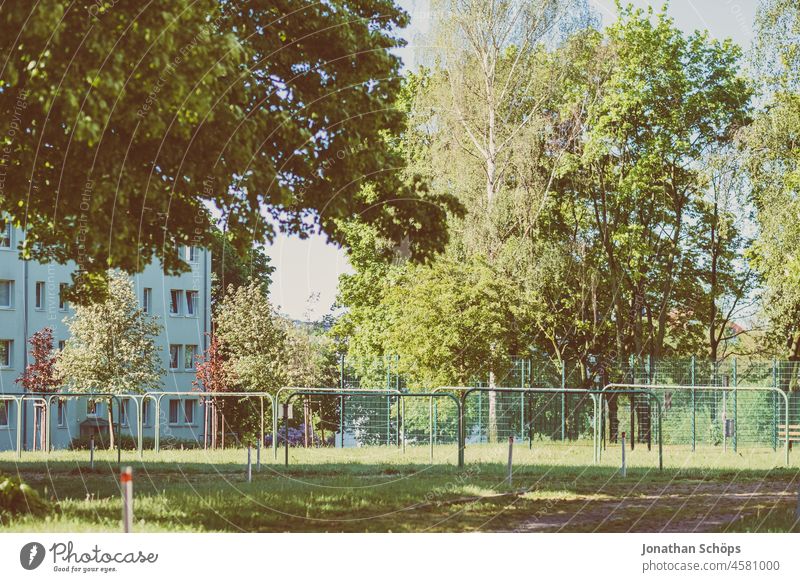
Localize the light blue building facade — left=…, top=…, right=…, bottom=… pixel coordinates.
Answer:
left=0, top=220, right=211, bottom=451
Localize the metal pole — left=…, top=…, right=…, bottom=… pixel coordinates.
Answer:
left=120, top=467, right=133, bottom=533
left=561, top=364, right=566, bottom=441
left=773, top=358, right=778, bottom=452
left=401, top=397, right=405, bottom=454
left=691, top=355, right=696, bottom=452
left=428, top=396, right=433, bottom=461
left=733, top=357, right=738, bottom=453
left=458, top=396, right=464, bottom=468
left=507, top=436, right=513, bottom=487
left=519, top=360, right=525, bottom=441
left=257, top=438, right=261, bottom=471
left=284, top=403, right=289, bottom=467
left=90, top=436, right=95, bottom=469
left=247, top=446, right=252, bottom=483
left=723, top=390, right=728, bottom=453
left=621, top=431, right=626, bottom=477
left=478, top=391, right=482, bottom=442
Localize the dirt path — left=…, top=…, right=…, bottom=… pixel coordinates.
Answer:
left=510, top=480, right=799, bottom=532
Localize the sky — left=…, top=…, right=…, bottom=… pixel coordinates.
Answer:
left=267, top=0, right=759, bottom=322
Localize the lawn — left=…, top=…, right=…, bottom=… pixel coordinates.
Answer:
left=1, top=444, right=798, bottom=533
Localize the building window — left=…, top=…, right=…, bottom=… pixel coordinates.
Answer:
left=188, top=246, right=198, bottom=262
left=35, top=281, right=45, bottom=309
left=169, top=399, right=180, bottom=424
left=58, top=340, right=66, bottom=351
left=142, top=287, right=152, bottom=313
left=184, top=400, right=194, bottom=424
left=57, top=400, right=66, bottom=427
left=0, top=340, right=11, bottom=368
left=87, top=399, right=97, bottom=415
left=186, top=291, right=198, bottom=316
left=0, top=220, right=11, bottom=248
left=169, top=290, right=183, bottom=315
left=169, top=345, right=180, bottom=370
left=0, top=402, right=8, bottom=427
left=142, top=400, right=151, bottom=427
left=184, top=344, right=197, bottom=370
left=120, top=399, right=129, bottom=427
left=59, top=283, right=68, bottom=311
left=0, top=280, right=13, bottom=308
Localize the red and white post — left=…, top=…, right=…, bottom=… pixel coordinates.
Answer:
left=120, top=466, right=133, bottom=533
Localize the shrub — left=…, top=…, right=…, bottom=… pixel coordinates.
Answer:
left=0, top=473, right=51, bottom=517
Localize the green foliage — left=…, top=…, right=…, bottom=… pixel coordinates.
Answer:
left=210, top=229, right=273, bottom=305
left=57, top=271, right=163, bottom=394
left=214, top=281, right=287, bottom=393
left=0, top=473, right=51, bottom=517
left=0, top=0, right=456, bottom=301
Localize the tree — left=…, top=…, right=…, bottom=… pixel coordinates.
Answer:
left=57, top=271, right=163, bottom=448
left=210, top=229, right=273, bottom=306
left=0, top=1, right=457, bottom=302
left=16, top=328, right=61, bottom=451
left=214, top=280, right=287, bottom=444
left=404, top=0, right=595, bottom=433
left=193, top=334, right=233, bottom=449
left=746, top=0, right=800, bottom=380
left=283, top=321, right=341, bottom=446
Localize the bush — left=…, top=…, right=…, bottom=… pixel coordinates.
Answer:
left=0, top=473, right=51, bottom=517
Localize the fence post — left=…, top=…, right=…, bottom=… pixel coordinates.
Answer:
left=732, top=358, right=738, bottom=453
left=284, top=403, right=290, bottom=467
left=561, top=364, right=566, bottom=442
left=507, top=436, right=514, bottom=487
left=478, top=391, right=482, bottom=442
left=458, top=396, right=465, bottom=468
left=620, top=431, right=626, bottom=477
left=691, top=356, right=696, bottom=452
left=772, top=358, right=778, bottom=452
left=120, top=467, right=133, bottom=533
left=519, top=360, right=525, bottom=441
left=247, top=445, right=252, bottom=483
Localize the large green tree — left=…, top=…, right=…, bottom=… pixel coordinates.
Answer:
left=57, top=270, right=163, bottom=448
left=746, top=0, right=800, bottom=376
left=0, top=0, right=456, bottom=300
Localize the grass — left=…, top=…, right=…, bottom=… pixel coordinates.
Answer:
left=0, top=443, right=798, bottom=532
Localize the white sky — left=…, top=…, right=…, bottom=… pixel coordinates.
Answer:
left=268, top=0, right=758, bottom=321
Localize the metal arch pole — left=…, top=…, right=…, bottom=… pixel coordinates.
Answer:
left=691, top=355, right=696, bottom=452
left=401, top=396, right=406, bottom=453
left=15, top=396, right=22, bottom=459
left=259, top=396, right=264, bottom=453
left=458, top=392, right=465, bottom=468
left=429, top=395, right=434, bottom=462
left=780, top=388, right=790, bottom=466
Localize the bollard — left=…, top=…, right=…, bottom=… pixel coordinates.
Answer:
left=120, top=467, right=133, bottom=533
left=507, top=436, right=514, bottom=487
left=621, top=432, right=627, bottom=477
left=90, top=437, right=95, bottom=469
left=247, top=445, right=252, bottom=483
